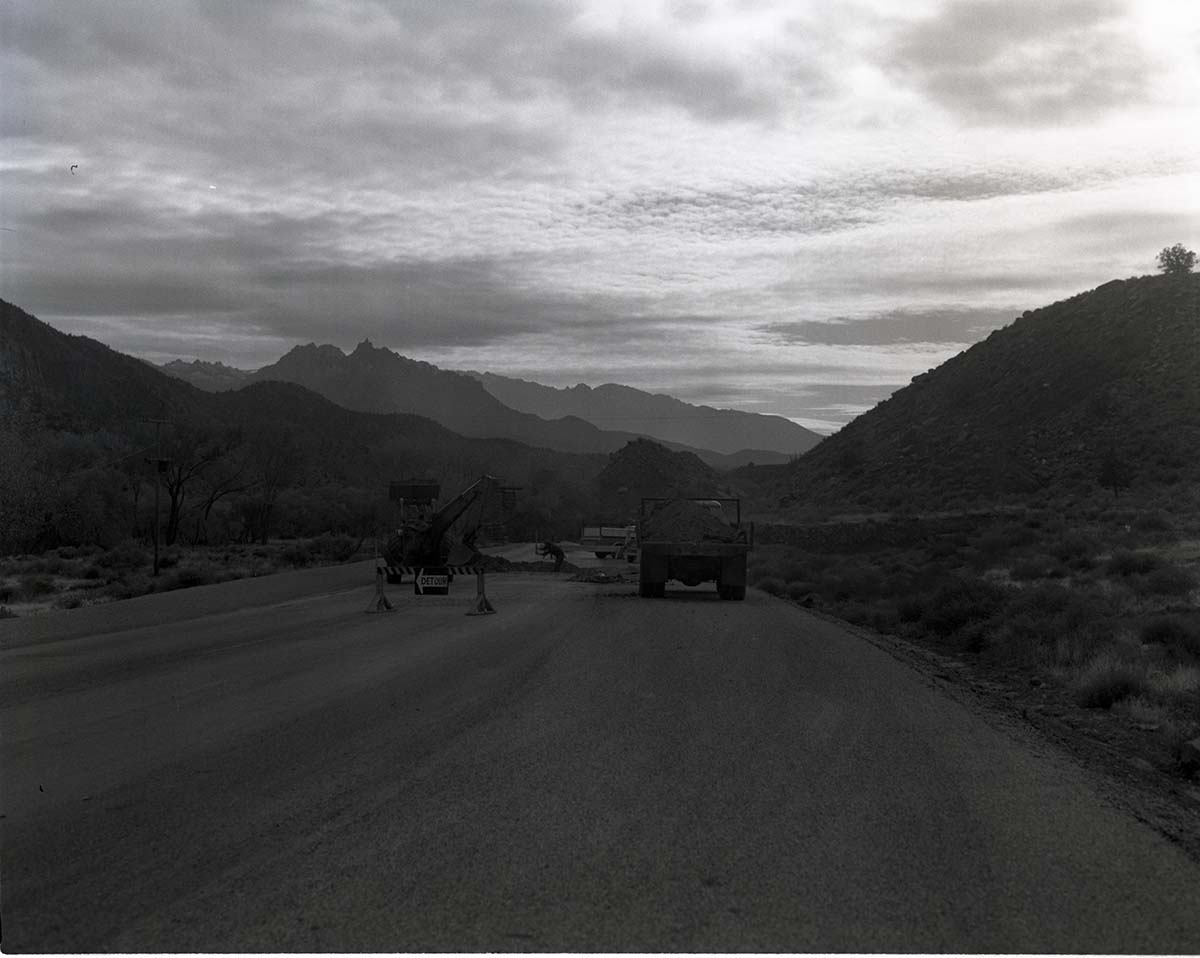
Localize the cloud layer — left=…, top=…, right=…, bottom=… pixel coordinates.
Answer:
left=2, top=0, right=1198, bottom=430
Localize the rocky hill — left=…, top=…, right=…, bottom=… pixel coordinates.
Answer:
left=465, top=371, right=821, bottom=457
left=780, top=273, right=1200, bottom=511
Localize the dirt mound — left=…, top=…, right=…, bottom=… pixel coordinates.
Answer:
left=641, top=499, right=739, bottom=543
left=475, top=554, right=581, bottom=574
left=568, top=569, right=631, bottom=584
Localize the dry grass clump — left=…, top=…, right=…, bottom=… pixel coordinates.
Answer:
left=1073, top=651, right=1150, bottom=709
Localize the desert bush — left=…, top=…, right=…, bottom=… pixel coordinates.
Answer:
left=1132, top=511, right=1174, bottom=534
left=1142, top=616, right=1200, bottom=659
left=174, top=566, right=215, bottom=589
left=1049, top=531, right=1101, bottom=568
left=1074, top=651, right=1149, bottom=708
left=54, top=593, right=83, bottom=610
left=19, top=573, right=56, bottom=598
left=1010, top=554, right=1069, bottom=581
left=755, top=575, right=786, bottom=597
left=81, top=563, right=102, bottom=580
left=921, top=577, right=1009, bottom=637
left=0, top=605, right=16, bottom=618
left=309, top=533, right=359, bottom=563
left=98, top=542, right=150, bottom=571
left=821, top=561, right=885, bottom=600
left=1146, top=664, right=1200, bottom=703
left=1107, top=549, right=1163, bottom=576
left=785, top=581, right=816, bottom=601
left=897, top=596, right=924, bottom=623
left=1138, top=564, right=1196, bottom=597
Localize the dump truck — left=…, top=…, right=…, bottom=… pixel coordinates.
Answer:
left=579, top=523, right=637, bottom=560
left=636, top=497, right=752, bottom=600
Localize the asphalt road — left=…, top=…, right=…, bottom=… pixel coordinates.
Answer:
left=3, top=558, right=1200, bottom=952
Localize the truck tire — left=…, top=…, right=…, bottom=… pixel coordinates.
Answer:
left=639, top=581, right=664, bottom=598
left=730, top=585, right=746, bottom=601
left=595, top=551, right=611, bottom=559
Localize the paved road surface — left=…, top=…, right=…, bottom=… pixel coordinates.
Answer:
left=3, top=560, right=1200, bottom=952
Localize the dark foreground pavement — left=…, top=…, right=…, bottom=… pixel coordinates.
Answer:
left=3, top=564, right=1199, bottom=952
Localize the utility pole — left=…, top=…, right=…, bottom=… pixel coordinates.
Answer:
left=143, top=419, right=171, bottom=576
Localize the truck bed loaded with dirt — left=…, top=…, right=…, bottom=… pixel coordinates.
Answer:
left=637, top=497, right=753, bottom=600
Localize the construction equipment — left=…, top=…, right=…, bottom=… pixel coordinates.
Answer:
left=383, top=475, right=504, bottom=586
left=579, top=523, right=638, bottom=560
left=636, top=497, right=752, bottom=600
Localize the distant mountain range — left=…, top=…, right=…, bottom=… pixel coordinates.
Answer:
left=157, top=341, right=819, bottom=468
left=774, top=273, right=1200, bottom=511
left=462, top=372, right=821, bottom=457
left=0, top=298, right=608, bottom=511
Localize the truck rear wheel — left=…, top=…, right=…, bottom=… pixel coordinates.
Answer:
left=595, top=551, right=611, bottom=559
left=639, top=581, right=664, bottom=598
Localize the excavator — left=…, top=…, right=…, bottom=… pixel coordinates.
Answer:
left=383, top=475, right=504, bottom=584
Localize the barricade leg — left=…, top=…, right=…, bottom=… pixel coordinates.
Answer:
left=466, top=571, right=496, bottom=615
left=366, top=566, right=396, bottom=613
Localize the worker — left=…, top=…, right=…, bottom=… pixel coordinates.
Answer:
left=542, top=540, right=565, bottom=572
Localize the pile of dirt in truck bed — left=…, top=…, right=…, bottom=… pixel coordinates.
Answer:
left=594, top=438, right=724, bottom=501
left=640, top=499, right=739, bottom=543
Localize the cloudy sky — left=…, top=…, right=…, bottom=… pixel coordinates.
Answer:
left=2, top=0, right=1197, bottom=431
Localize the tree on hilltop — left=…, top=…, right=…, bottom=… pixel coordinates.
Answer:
left=1156, top=244, right=1196, bottom=275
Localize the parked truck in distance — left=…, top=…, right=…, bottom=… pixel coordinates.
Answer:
left=580, top=523, right=637, bottom=560
left=636, top=498, right=752, bottom=600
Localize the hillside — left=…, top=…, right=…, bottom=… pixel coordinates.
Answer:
left=466, top=371, right=821, bottom=457
left=780, top=273, right=1200, bottom=512
left=1, top=299, right=200, bottom=428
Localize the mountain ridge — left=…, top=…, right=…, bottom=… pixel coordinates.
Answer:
left=463, top=370, right=822, bottom=456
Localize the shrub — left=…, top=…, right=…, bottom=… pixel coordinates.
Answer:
left=756, top=576, right=786, bottom=597
left=1074, top=652, right=1149, bottom=708
left=1049, top=531, right=1101, bottom=568
left=898, top=596, right=924, bottom=623
left=173, top=566, right=214, bottom=589
left=54, top=593, right=83, bottom=610
left=1107, top=549, right=1163, bottom=576
left=1010, top=555, right=1069, bottom=581
left=282, top=541, right=313, bottom=567
left=785, top=581, right=816, bottom=601
left=921, top=577, right=1009, bottom=637
left=1141, top=564, right=1196, bottom=597
left=1147, top=664, right=1200, bottom=702
left=98, top=542, right=150, bottom=571
left=1132, top=511, right=1174, bottom=534
left=0, top=606, right=16, bottom=619
left=19, top=574, right=56, bottom=598
left=310, top=533, right=359, bottom=563
left=1142, top=616, right=1200, bottom=659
